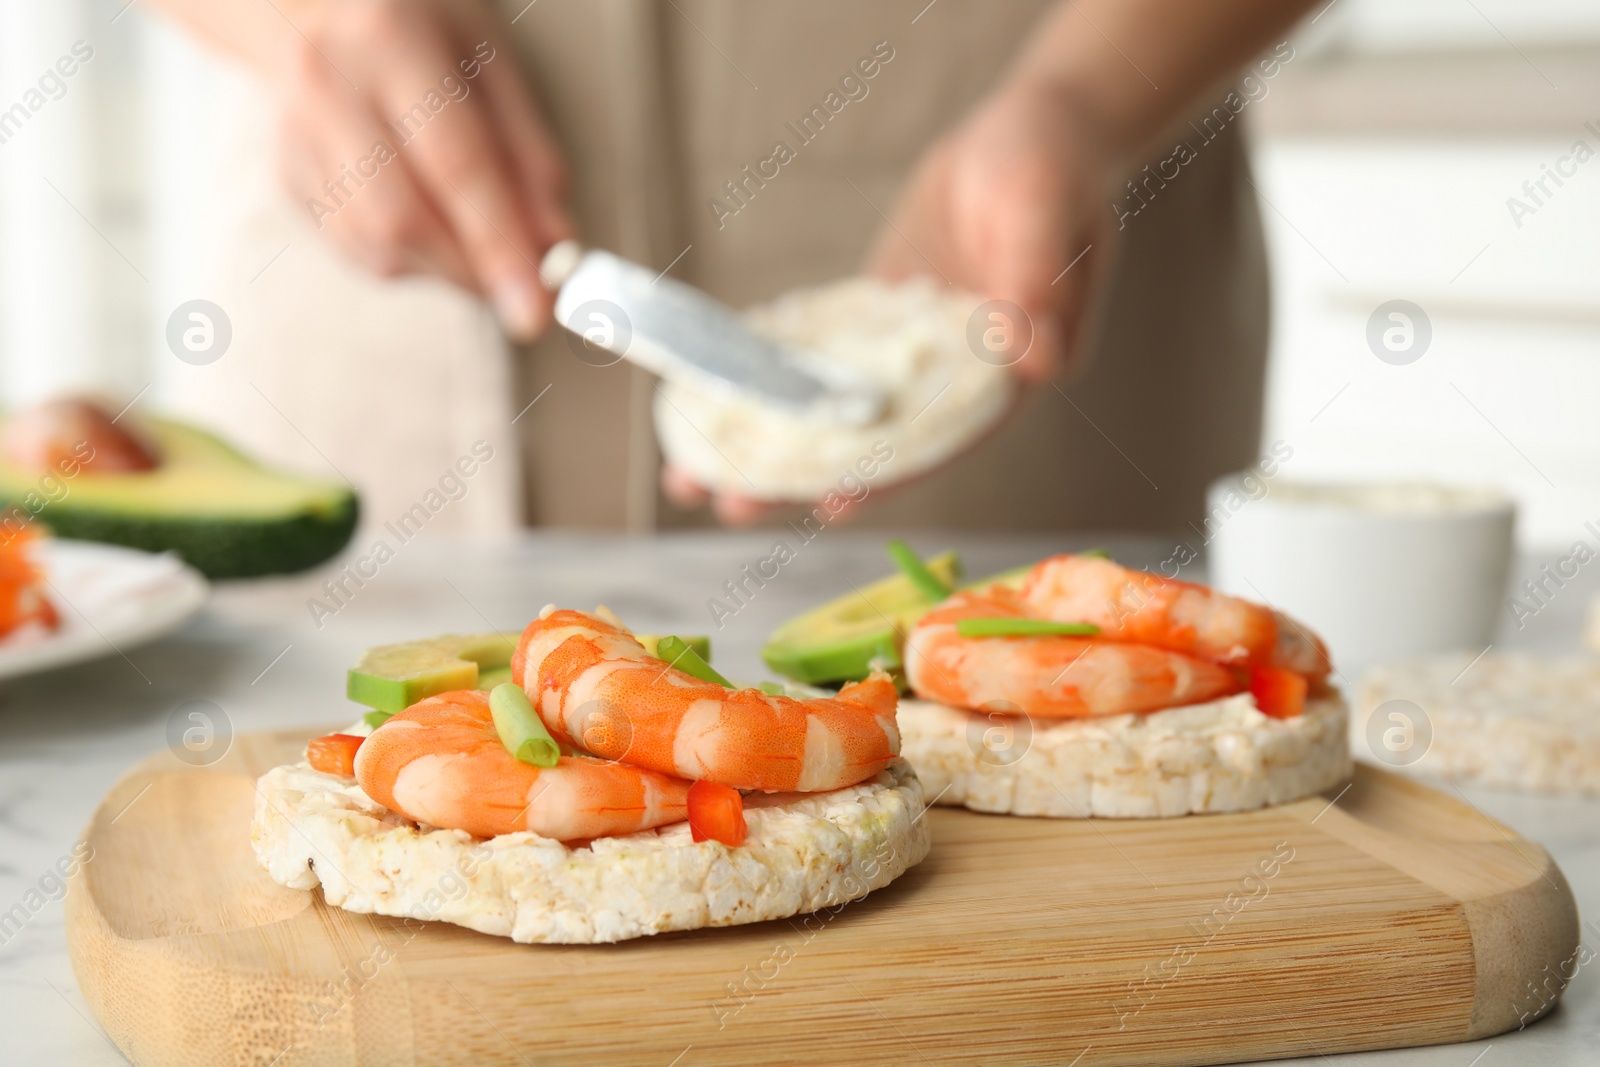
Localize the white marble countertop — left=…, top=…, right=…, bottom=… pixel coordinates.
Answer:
left=1, top=532, right=1593, bottom=1066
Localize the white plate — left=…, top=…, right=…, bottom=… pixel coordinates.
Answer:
left=0, top=539, right=209, bottom=681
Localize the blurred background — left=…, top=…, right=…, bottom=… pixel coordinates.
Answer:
left=0, top=0, right=1596, bottom=547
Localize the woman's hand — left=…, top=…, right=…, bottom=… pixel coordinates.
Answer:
left=271, top=0, right=573, bottom=338
left=867, top=77, right=1117, bottom=381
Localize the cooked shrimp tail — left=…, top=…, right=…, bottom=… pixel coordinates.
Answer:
left=904, top=587, right=1243, bottom=718
left=1021, top=554, right=1331, bottom=680
left=354, top=689, right=691, bottom=841
left=513, top=607, right=900, bottom=792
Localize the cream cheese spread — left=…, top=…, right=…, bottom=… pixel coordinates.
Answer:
left=654, top=276, right=1014, bottom=500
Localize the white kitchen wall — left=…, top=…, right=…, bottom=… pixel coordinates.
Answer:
left=1318, top=0, right=1600, bottom=52
left=1252, top=138, right=1599, bottom=551
left=0, top=0, right=105, bottom=402
left=0, top=0, right=217, bottom=415
left=1251, top=0, right=1600, bottom=552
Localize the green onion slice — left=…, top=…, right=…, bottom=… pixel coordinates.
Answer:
left=657, top=635, right=735, bottom=688
left=1081, top=547, right=1112, bottom=559
left=887, top=539, right=952, bottom=602
left=489, top=683, right=560, bottom=767
left=956, top=618, right=1101, bottom=638
left=363, top=709, right=393, bottom=728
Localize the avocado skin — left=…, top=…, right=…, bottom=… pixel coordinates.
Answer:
left=20, top=494, right=359, bottom=579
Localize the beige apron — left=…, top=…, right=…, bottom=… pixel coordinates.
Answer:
left=502, top=0, right=1269, bottom=533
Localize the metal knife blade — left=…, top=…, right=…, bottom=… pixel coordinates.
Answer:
left=541, top=242, right=886, bottom=426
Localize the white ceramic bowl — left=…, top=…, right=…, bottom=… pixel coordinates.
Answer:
left=1205, top=478, right=1516, bottom=672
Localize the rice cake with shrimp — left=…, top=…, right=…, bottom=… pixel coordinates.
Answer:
left=252, top=752, right=929, bottom=945
left=254, top=604, right=932, bottom=945
left=898, top=692, right=1351, bottom=818
left=893, top=553, right=1349, bottom=817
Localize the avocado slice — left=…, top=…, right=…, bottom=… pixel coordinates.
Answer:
left=475, top=665, right=514, bottom=690
left=0, top=417, right=357, bottom=579
left=761, top=551, right=963, bottom=685
left=348, top=631, right=521, bottom=713
left=760, top=557, right=1044, bottom=686
left=350, top=631, right=713, bottom=714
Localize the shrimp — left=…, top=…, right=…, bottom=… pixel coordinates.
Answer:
left=1019, top=554, right=1330, bottom=680
left=903, top=587, right=1243, bottom=718
left=353, top=689, right=691, bottom=841
left=0, top=525, right=57, bottom=637
left=512, top=607, right=899, bottom=792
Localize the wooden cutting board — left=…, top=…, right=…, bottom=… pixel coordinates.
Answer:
left=67, top=728, right=1578, bottom=1067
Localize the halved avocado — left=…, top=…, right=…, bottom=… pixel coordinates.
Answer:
left=475, top=665, right=514, bottom=690
left=761, top=551, right=963, bottom=685
left=0, top=418, right=358, bottom=579
left=349, top=631, right=713, bottom=714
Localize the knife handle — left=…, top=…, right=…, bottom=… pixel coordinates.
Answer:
left=538, top=239, right=584, bottom=290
